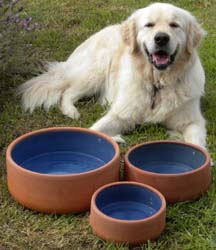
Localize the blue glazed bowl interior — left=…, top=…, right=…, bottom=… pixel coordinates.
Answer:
left=11, top=130, right=116, bottom=175
left=128, top=142, right=206, bottom=174
left=96, top=184, right=162, bottom=220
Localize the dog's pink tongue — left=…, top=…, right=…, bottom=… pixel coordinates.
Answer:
left=152, top=53, right=169, bottom=65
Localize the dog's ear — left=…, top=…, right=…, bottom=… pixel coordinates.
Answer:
left=121, top=19, right=138, bottom=53
left=187, top=17, right=206, bottom=54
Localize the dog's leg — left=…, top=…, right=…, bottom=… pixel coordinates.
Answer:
left=182, top=122, right=206, bottom=148
left=60, top=67, right=105, bottom=119
left=90, top=111, right=130, bottom=142
left=60, top=87, right=83, bottom=119
left=165, top=104, right=214, bottom=165
left=90, top=95, right=143, bottom=142
left=164, top=99, right=206, bottom=148
left=90, top=105, right=140, bottom=143
left=167, top=119, right=206, bottom=148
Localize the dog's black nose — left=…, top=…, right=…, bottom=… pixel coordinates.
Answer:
left=154, top=32, right=170, bottom=47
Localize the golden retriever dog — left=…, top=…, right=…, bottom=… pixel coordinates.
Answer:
left=18, top=3, right=207, bottom=148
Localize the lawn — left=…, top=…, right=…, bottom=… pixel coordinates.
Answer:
left=0, top=0, right=216, bottom=249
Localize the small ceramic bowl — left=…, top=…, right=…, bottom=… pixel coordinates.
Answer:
left=6, top=127, right=120, bottom=214
left=125, top=140, right=211, bottom=202
left=90, top=181, right=166, bottom=245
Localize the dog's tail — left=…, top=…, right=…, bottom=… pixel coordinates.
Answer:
left=17, top=62, right=68, bottom=112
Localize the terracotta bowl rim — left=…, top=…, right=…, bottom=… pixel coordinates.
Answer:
left=6, top=126, right=120, bottom=178
left=91, top=181, right=166, bottom=224
left=125, top=140, right=210, bottom=178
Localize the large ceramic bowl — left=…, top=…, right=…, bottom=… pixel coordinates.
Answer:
left=90, top=181, right=166, bottom=245
left=125, top=140, right=211, bottom=202
left=6, top=127, right=120, bottom=214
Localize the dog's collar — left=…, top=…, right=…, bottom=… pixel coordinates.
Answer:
left=151, top=84, right=163, bottom=109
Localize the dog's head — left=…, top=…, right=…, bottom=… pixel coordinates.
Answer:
left=121, top=3, right=206, bottom=71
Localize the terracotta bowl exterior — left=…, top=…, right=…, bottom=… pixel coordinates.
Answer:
left=125, top=140, right=211, bottom=203
left=90, top=181, right=166, bottom=245
left=6, top=127, right=120, bottom=214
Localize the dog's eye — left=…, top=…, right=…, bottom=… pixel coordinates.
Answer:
left=169, top=22, right=179, bottom=28
left=144, top=22, right=155, bottom=28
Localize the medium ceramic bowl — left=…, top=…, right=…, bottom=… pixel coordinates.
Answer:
left=125, top=140, right=211, bottom=202
left=90, top=181, right=166, bottom=245
left=6, top=127, right=120, bottom=214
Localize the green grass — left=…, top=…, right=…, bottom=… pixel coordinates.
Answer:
left=0, top=0, right=216, bottom=249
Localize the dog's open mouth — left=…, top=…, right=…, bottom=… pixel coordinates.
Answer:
left=152, top=51, right=170, bottom=69
left=145, top=46, right=179, bottom=70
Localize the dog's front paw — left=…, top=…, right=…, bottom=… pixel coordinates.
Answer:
left=61, top=106, right=80, bottom=119
left=112, top=135, right=126, bottom=144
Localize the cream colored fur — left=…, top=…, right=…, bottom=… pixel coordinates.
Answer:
left=18, top=3, right=207, bottom=148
